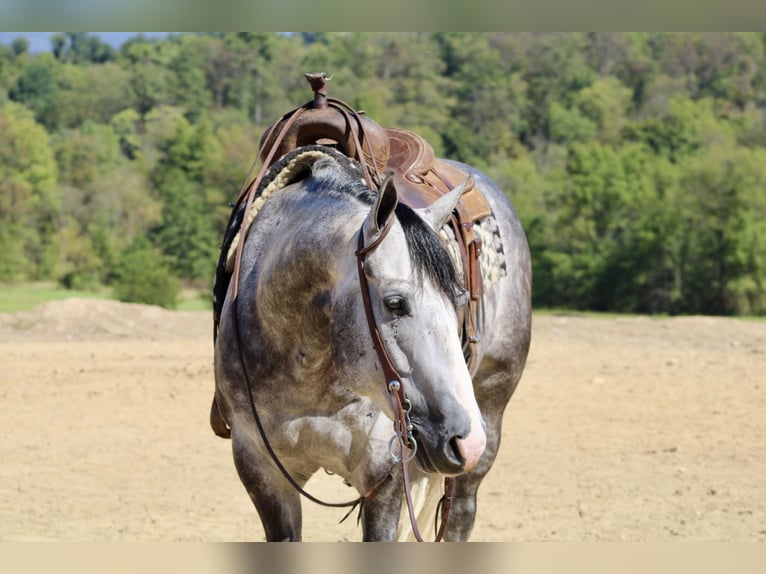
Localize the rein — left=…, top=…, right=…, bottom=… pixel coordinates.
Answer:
left=227, top=97, right=367, bottom=515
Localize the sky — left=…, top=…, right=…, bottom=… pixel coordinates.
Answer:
left=0, top=32, right=169, bottom=53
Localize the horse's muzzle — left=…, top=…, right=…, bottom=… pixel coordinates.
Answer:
left=413, top=425, right=486, bottom=476
left=454, top=432, right=486, bottom=473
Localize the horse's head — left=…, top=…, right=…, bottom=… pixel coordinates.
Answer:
left=331, top=170, right=487, bottom=476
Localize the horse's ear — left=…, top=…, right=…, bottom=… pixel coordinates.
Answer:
left=416, top=177, right=472, bottom=231
left=365, top=174, right=399, bottom=239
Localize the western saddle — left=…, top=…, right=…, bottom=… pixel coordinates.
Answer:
left=210, top=73, right=492, bottom=438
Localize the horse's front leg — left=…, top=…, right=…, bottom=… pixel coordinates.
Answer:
left=231, top=430, right=305, bottom=541
left=360, top=467, right=403, bottom=541
left=440, top=470, right=483, bottom=541
left=441, top=377, right=512, bottom=541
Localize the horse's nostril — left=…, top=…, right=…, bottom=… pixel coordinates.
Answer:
left=448, top=436, right=465, bottom=466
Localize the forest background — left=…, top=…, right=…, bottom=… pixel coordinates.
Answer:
left=1, top=32, right=765, bottom=315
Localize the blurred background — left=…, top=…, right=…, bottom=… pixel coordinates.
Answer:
left=1, top=32, right=765, bottom=316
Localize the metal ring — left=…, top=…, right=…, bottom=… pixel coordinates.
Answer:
left=403, top=436, right=418, bottom=462
left=388, top=434, right=418, bottom=464
left=387, top=435, right=401, bottom=463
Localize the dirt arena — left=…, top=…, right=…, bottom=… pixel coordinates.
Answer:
left=1, top=298, right=764, bottom=542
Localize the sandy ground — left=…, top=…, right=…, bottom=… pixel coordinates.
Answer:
left=1, top=298, right=764, bottom=542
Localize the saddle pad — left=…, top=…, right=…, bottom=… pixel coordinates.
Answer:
left=438, top=215, right=507, bottom=292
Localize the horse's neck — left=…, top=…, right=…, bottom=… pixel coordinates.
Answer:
left=248, top=194, right=362, bottom=374
left=257, top=193, right=359, bottom=283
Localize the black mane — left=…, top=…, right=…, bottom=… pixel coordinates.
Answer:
left=394, top=203, right=465, bottom=309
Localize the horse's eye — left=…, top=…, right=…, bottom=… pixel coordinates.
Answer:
left=384, top=295, right=408, bottom=315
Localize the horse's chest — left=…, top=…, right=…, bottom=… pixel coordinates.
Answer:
left=277, top=405, right=391, bottom=477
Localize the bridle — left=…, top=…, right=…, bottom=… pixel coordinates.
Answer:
left=355, top=215, right=455, bottom=542
left=225, top=74, right=453, bottom=541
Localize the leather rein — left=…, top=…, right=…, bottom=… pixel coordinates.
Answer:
left=226, top=78, right=452, bottom=541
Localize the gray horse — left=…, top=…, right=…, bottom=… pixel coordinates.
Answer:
left=212, top=146, right=531, bottom=541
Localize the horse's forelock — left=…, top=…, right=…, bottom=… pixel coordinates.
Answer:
left=394, top=203, right=465, bottom=310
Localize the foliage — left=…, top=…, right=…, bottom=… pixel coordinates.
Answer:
left=0, top=101, right=59, bottom=280
left=2, top=32, right=766, bottom=315
left=111, top=237, right=180, bottom=309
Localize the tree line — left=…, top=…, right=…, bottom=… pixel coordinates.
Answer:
left=1, top=32, right=765, bottom=314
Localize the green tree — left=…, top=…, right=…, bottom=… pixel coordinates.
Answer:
left=649, top=33, right=764, bottom=108
left=8, top=52, right=59, bottom=128
left=110, top=108, right=142, bottom=160
left=2, top=31, right=765, bottom=316
left=150, top=115, right=222, bottom=281
left=49, top=121, right=159, bottom=286
left=436, top=33, right=527, bottom=164
left=52, top=121, right=120, bottom=189
left=48, top=63, right=136, bottom=128
left=228, top=32, right=291, bottom=124
left=535, top=141, right=675, bottom=311
left=547, top=102, right=597, bottom=145
left=517, top=33, right=597, bottom=145
left=374, top=33, right=455, bottom=154
left=0, top=44, right=15, bottom=96
left=51, top=32, right=116, bottom=64
left=167, top=35, right=213, bottom=122
left=11, top=37, right=29, bottom=57
left=123, top=41, right=176, bottom=115
left=0, top=102, right=60, bottom=280
left=624, top=96, right=735, bottom=162
left=574, top=76, right=633, bottom=144
left=677, top=146, right=766, bottom=314
left=112, top=237, right=180, bottom=309
left=150, top=170, right=218, bottom=282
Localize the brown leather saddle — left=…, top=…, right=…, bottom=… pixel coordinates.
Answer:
left=210, top=73, right=491, bottom=438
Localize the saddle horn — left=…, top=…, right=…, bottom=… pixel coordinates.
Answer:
left=258, top=73, right=390, bottom=182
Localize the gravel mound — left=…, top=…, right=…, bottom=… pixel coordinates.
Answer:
left=0, top=298, right=210, bottom=342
